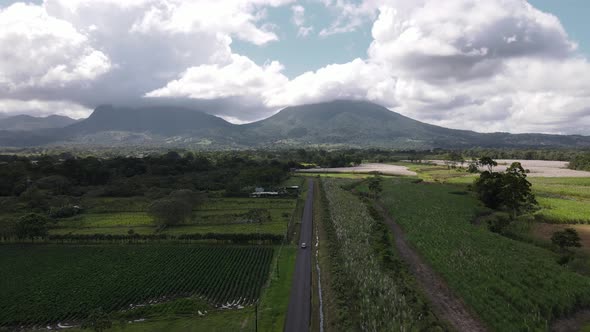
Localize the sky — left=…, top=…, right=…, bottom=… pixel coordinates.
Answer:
left=0, top=0, right=589, bottom=134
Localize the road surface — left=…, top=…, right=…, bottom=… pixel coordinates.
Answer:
left=284, top=178, right=314, bottom=332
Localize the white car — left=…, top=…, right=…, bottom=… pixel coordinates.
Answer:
left=300, top=242, right=307, bottom=249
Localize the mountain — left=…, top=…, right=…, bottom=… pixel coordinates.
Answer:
left=0, top=114, right=77, bottom=131
left=0, top=100, right=589, bottom=149
left=244, top=100, right=590, bottom=149
left=65, top=105, right=233, bottom=136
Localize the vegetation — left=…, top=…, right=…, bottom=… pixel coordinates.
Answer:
left=568, top=152, right=590, bottom=171
left=474, top=161, right=537, bottom=218
left=15, top=213, right=49, bottom=240
left=375, top=178, right=590, bottom=331
left=320, top=179, right=443, bottom=331
left=552, top=228, right=582, bottom=251
left=0, top=245, right=273, bottom=328
left=148, top=198, right=192, bottom=227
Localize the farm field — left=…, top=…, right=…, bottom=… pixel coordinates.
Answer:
left=0, top=245, right=273, bottom=329
left=426, top=159, right=590, bottom=177
left=65, top=246, right=298, bottom=332
left=46, top=197, right=297, bottom=236
left=297, top=163, right=417, bottom=176
left=319, top=179, right=443, bottom=330
left=370, top=177, right=590, bottom=331
left=397, top=162, right=590, bottom=224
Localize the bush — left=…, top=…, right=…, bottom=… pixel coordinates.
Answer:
left=148, top=198, right=192, bottom=227
left=551, top=228, right=582, bottom=251
left=49, top=205, right=81, bottom=219
left=485, top=213, right=512, bottom=234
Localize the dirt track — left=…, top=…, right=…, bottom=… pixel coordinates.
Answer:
left=375, top=203, right=488, bottom=332
left=297, top=163, right=417, bottom=176
left=427, top=159, right=590, bottom=177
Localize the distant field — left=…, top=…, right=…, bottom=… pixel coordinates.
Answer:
left=401, top=162, right=590, bottom=224
left=297, top=163, right=416, bottom=176
left=371, top=178, right=590, bottom=331
left=426, top=159, right=590, bottom=177
left=47, top=197, right=297, bottom=236
left=535, top=197, right=590, bottom=224
left=0, top=245, right=273, bottom=328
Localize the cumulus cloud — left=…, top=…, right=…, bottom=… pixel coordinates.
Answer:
left=150, top=0, right=590, bottom=133
left=1, top=0, right=590, bottom=134
left=0, top=0, right=292, bottom=118
left=0, top=3, right=111, bottom=91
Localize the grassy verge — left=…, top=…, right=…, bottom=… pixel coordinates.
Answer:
left=258, top=246, right=297, bottom=332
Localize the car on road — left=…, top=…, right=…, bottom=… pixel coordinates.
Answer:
left=300, top=243, right=307, bottom=248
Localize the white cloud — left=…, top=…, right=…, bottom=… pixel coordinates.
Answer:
left=146, top=54, right=289, bottom=105
left=150, top=0, right=590, bottom=134
left=0, top=99, right=92, bottom=119
left=0, top=3, right=111, bottom=91
left=1, top=0, right=590, bottom=135
left=291, top=4, right=313, bottom=37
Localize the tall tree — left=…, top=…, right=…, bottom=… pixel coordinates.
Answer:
left=15, top=213, right=49, bottom=241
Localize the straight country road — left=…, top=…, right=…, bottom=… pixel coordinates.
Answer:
left=284, top=178, right=314, bottom=332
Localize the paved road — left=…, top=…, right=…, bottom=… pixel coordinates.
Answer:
left=284, top=178, right=314, bottom=332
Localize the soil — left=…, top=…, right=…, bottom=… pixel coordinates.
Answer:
left=427, top=159, right=590, bottom=178
left=375, top=203, right=488, bottom=332
left=551, top=309, right=590, bottom=332
left=297, top=163, right=417, bottom=176
left=532, top=223, right=590, bottom=254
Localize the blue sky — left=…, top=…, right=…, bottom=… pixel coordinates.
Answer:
left=231, top=0, right=590, bottom=78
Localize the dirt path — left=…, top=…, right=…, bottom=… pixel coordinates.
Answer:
left=551, top=309, right=590, bottom=332
left=375, top=203, right=488, bottom=332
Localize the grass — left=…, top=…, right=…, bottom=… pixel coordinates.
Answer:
left=258, top=246, right=297, bottom=332
left=48, top=197, right=297, bottom=236
left=0, top=245, right=273, bottom=328
left=373, top=177, right=590, bottom=331
left=399, top=162, right=590, bottom=224
left=535, top=197, right=590, bottom=224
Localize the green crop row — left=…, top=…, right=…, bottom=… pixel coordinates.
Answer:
left=0, top=245, right=273, bottom=328
left=377, top=178, right=590, bottom=331
left=321, top=179, right=441, bottom=331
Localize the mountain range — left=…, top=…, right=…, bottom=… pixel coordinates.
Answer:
left=0, top=114, right=77, bottom=131
left=1, top=100, right=589, bottom=149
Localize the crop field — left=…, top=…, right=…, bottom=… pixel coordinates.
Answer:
left=320, top=179, right=439, bottom=331
left=47, top=197, right=297, bottom=236
left=404, top=163, right=590, bottom=224
left=535, top=197, right=590, bottom=224
left=0, top=245, right=273, bottom=328
left=374, top=178, right=590, bottom=331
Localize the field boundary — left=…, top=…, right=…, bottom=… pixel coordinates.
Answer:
left=374, top=203, right=488, bottom=332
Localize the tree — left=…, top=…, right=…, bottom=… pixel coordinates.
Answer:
left=367, top=174, right=383, bottom=198
left=242, top=209, right=271, bottom=224
left=474, top=160, right=537, bottom=218
left=81, top=308, right=112, bottom=332
left=148, top=198, right=192, bottom=228
left=501, top=162, right=538, bottom=218
left=552, top=228, right=582, bottom=251
left=169, top=189, right=206, bottom=207
left=15, top=213, right=49, bottom=241
left=20, top=186, right=48, bottom=211
left=478, top=157, right=498, bottom=172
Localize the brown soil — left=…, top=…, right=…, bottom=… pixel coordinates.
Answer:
left=551, top=309, right=590, bottom=332
left=375, top=203, right=488, bottom=332
left=532, top=223, right=590, bottom=254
